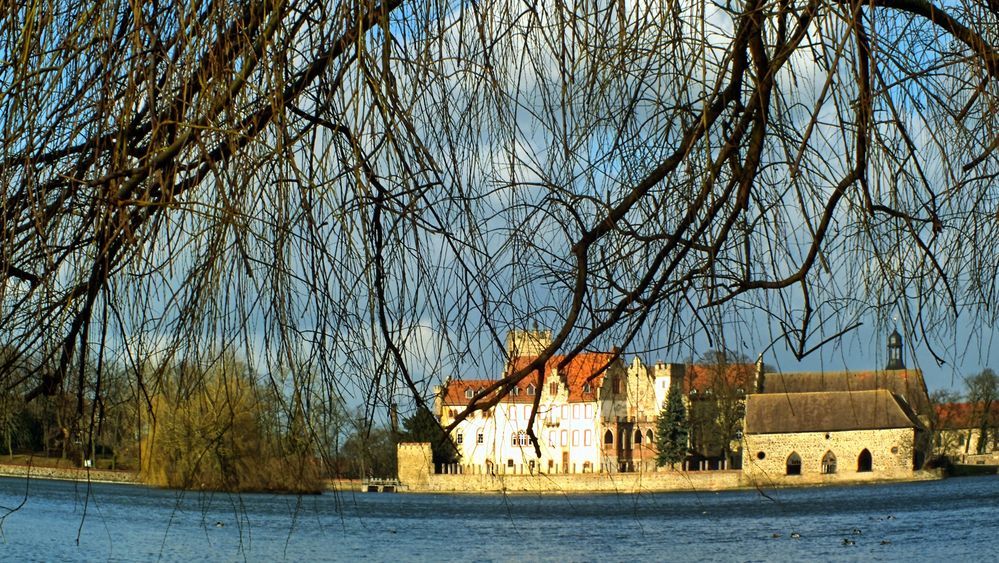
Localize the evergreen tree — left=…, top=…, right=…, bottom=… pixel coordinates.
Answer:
left=402, top=406, right=459, bottom=467
left=656, top=388, right=689, bottom=469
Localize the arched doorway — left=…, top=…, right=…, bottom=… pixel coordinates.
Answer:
left=604, top=430, right=614, bottom=445
left=821, top=451, right=837, bottom=474
left=857, top=449, right=873, bottom=472
left=786, top=452, right=801, bottom=475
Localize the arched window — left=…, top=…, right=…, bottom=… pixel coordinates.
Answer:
left=786, top=452, right=801, bottom=475
left=604, top=430, right=614, bottom=444
left=511, top=433, right=518, bottom=447
left=634, top=429, right=643, bottom=444
left=857, top=449, right=873, bottom=472
left=646, top=430, right=654, bottom=444
left=822, top=451, right=837, bottom=474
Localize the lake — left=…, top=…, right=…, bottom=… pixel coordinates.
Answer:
left=0, top=475, right=996, bottom=561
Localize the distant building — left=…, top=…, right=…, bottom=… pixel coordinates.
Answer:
left=742, top=331, right=932, bottom=483
left=435, top=328, right=683, bottom=474
left=683, top=360, right=757, bottom=468
left=934, top=402, right=999, bottom=457
left=743, top=390, right=924, bottom=481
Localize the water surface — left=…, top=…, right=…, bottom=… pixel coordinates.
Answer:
left=0, top=476, right=995, bottom=561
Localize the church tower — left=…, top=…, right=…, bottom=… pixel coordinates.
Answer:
left=886, top=329, right=905, bottom=370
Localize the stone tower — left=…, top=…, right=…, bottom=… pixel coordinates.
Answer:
left=505, top=326, right=552, bottom=357
left=886, top=329, right=905, bottom=370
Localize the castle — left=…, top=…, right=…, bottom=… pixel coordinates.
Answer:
left=435, top=328, right=683, bottom=474
left=417, top=328, right=933, bottom=489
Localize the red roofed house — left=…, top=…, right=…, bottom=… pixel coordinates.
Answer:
left=934, top=402, right=999, bottom=458
left=684, top=360, right=758, bottom=468
left=435, top=328, right=684, bottom=474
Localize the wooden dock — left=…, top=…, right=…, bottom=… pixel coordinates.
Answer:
left=362, top=477, right=400, bottom=492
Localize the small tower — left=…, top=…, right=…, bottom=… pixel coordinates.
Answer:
left=886, top=329, right=905, bottom=370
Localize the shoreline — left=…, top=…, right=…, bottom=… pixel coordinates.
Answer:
left=0, top=462, right=141, bottom=485
left=0, top=463, right=955, bottom=495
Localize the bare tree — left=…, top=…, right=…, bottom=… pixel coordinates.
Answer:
left=965, top=369, right=999, bottom=454
left=3, top=0, right=999, bottom=460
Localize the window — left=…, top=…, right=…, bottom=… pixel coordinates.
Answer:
left=512, top=386, right=521, bottom=396
left=524, top=406, right=530, bottom=419
left=549, top=382, right=558, bottom=395
left=508, top=405, right=516, bottom=419
left=584, top=430, right=592, bottom=446
left=465, top=387, right=474, bottom=399
left=527, top=384, right=536, bottom=396
left=582, top=382, right=592, bottom=393
left=519, top=433, right=528, bottom=447
left=572, top=430, right=580, bottom=447
left=786, top=452, right=801, bottom=475
left=821, top=451, right=837, bottom=474
left=857, top=449, right=873, bottom=472
left=604, top=430, right=614, bottom=444
left=507, top=459, right=514, bottom=467
left=549, top=432, right=556, bottom=447
left=511, top=433, right=518, bottom=447
left=457, top=433, right=463, bottom=445
left=584, top=404, right=593, bottom=419
left=561, top=405, right=570, bottom=419
left=634, top=429, right=643, bottom=444
left=572, top=404, right=581, bottom=419
left=646, top=430, right=654, bottom=444
left=477, top=431, right=484, bottom=444
left=560, top=430, right=568, bottom=446
left=612, top=377, right=622, bottom=394
left=690, top=389, right=698, bottom=396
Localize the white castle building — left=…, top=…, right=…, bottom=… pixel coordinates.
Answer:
left=435, top=329, right=684, bottom=474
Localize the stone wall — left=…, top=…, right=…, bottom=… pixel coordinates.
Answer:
left=397, top=442, right=433, bottom=487
left=417, top=468, right=741, bottom=493
left=741, top=428, right=915, bottom=486
left=0, top=463, right=139, bottom=484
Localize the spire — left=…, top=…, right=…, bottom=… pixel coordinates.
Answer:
left=886, top=329, right=904, bottom=370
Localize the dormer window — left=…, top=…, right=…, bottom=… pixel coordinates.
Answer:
left=526, top=384, right=536, bottom=396
left=512, top=386, right=521, bottom=396
left=583, top=382, right=592, bottom=393
left=690, top=389, right=698, bottom=396
left=464, top=388, right=474, bottom=399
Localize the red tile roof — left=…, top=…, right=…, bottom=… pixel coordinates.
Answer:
left=506, top=353, right=613, bottom=402
left=440, top=352, right=615, bottom=406
left=935, top=402, right=999, bottom=429
left=685, top=363, right=757, bottom=396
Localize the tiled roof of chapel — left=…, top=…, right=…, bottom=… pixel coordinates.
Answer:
left=744, top=389, right=924, bottom=434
